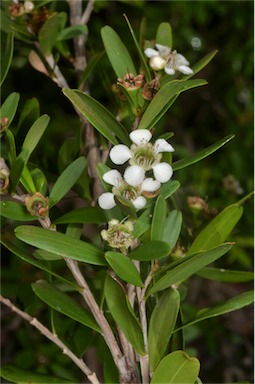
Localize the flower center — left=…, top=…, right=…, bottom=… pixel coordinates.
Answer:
left=113, top=182, right=141, bottom=202
left=130, top=143, right=162, bottom=171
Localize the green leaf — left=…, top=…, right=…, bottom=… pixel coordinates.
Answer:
left=156, top=22, right=172, bottom=48
left=0, top=92, right=20, bottom=128
left=172, top=135, right=235, bottom=171
left=57, top=24, right=88, bottom=40
left=175, top=290, right=254, bottom=333
left=0, top=32, right=14, bottom=86
left=79, top=51, right=105, bottom=88
left=0, top=201, right=36, bottom=221
left=1, top=365, right=73, bottom=384
left=129, top=241, right=170, bottom=261
left=196, top=267, right=254, bottom=283
left=32, top=280, right=100, bottom=332
left=147, top=243, right=233, bottom=295
left=138, top=80, right=207, bottom=131
left=30, top=168, right=48, bottom=195
left=49, top=156, right=87, bottom=207
left=38, top=12, right=67, bottom=55
left=33, top=249, right=62, bottom=261
left=114, top=195, right=137, bottom=220
left=55, top=206, right=106, bottom=224
left=104, top=274, right=145, bottom=355
left=105, top=251, right=143, bottom=287
left=4, top=129, right=16, bottom=164
left=151, top=195, right=166, bottom=241
left=101, top=26, right=136, bottom=78
left=162, top=210, right=182, bottom=251
left=22, top=114, right=50, bottom=156
left=63, top=88, right=130, bottom=146
left=15, top=225, right=107, bottom=266
left=188, top=204, right=243, bottom=255
left=160, top=180, right=180, bottom=200
left=151, top=350, right=200, bottom=383
left=17, top=98, right=40, bottom=134
left=148, top=288, right=180, bottom=371
left=133, top=208, right=152, bottom=238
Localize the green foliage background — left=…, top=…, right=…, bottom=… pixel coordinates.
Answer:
left=1, top=1, right=253, bottom=383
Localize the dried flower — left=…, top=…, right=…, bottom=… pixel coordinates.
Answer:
left=117, top=72, right=144, bottom=90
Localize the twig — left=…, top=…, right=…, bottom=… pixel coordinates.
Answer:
left=64, top=258, right=132, bottom=384
left=81, top=0, right=95, bottom=25
left=0, top=295, right=100, bottom=384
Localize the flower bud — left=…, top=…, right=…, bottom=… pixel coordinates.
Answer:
left=149, top=56, right=166, bottom=71
left=0, top=159, right=10, bottom=195
left=25, top=192, right=49, bottom=218
left=187, top=196, right=207, bottom=212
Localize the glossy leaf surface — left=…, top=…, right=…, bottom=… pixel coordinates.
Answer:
left=148, top=288, right=180, bottom=371
left=151, top=350, right=200, bottom=383
left=63, top=88, right=130, bottom=145
left=147, top=243, right=233, bottom=295
left=15, top=226, right=106, bottom=266
left=105, top=251, right=143, bottom=287
left=129, top=241, right=170, bottom=261
left=188, top=204, right=243, bottom=255
left=104, top=274, right=145, bottom=355
left=32, top=280, right=100, bottom=332
left=49, top=156, right=87, bottom=207
left=22, top=114, right=50, bottom=156
left=101, top=26, right=137, bottom=78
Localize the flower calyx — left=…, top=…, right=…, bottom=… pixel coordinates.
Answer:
left=117, top=72, right=144, bottom=91
left=101, top=219, right=134, bottom=254
left=25, top=192, right=49, bottom=217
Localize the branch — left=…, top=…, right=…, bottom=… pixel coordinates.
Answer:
left=0, top=295, right=100, bottom=384
left=81, top=0, right=95, bottom=25
left=64, top=258, right=132, bottom=384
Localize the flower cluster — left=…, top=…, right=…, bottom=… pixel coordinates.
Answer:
left=98, top=129, right=174, bottom=210
left=144, top=43, right=193, bottom=75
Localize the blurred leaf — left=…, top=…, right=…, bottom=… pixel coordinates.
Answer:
left=138, top=80, right=207, bottom=131
left=49, top=156, right=87, bottom=207
left=0, top=92, right=20, bottom=128
left=101, top=26, right=137, bottom=78
left=57, top=25, right=88, bottom=40
left=103, top=349, right=119, bottom=384
left=0, top=32, right=14, bottom=86
left=0, top=201, right=36, bottom=221
left=104, top=273, right=145, bottom=355
left=151, top=195, right=166, bottom=241
left=188, top=204, right=243, bottom=255
left=105, top=251, right=143, bottom=287
left=147, top=243, right=233, bottom=295
left=162, top=210, right=182, bottom=251
left=175, top=290, right=254, bottom=332
left=38, top=12, right=67, bottom=56
left=55, top=206, right=106, bottom=224
left=22, top=114, right=50, bottom=156
left=129, top=241, right=170, bottom=261
left=79, top=51, right=105, bottom=88
left=63, top=88, right=130, bottom=145
left=32, top=280, right=100, bottom=332
left=17, top=98, right=40, bottom=136
left=160, top=180, right=180, bottom=199
left=156, top=22, right=172, bottom=48
left=196, top=267, right=254, bottom=283
left=1, top=365, right=73, bottom=383
left=148, top=288, right=180, bottom=371
left=172, top=135, right=235, bottom=171
left=15, top=225, right=107, bottom=266
left=151, top=350, right=200, bottom=383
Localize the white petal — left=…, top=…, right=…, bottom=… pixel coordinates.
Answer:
left=98, top=193, right=116, bottom=209
left=178, top=65, right=193, bottom=75
left=141, top=178, right=161, bottom=192
left=124, top=165, right=145, bottom=187
left=164, top=66, right=175, bottom=75
left=149, top=56, right=166, bottom=71
left=102, top=169, right=122, bottom=187
left=175, top=53, right=190, bottom=66
left=155, top=44, right=171, bottom=57
left=144, top=48, right=159, bottom=58
left=132, top=196, right=147, bottom=209
left=154, top=139, right=174, bottom=154
left=152, top=163, right=173, bottom=183
left=110, top=144, right=132, bottom=165
left=130, top=129, right=152, bottom=146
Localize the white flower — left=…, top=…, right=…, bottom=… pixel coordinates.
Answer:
left=101, top=219, right=134, bottom=252
left=98, top=168, right=160, bottom=210
left=144, top=43, right=193, bottom=75
left=109, top=129, right=174, bottom=183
